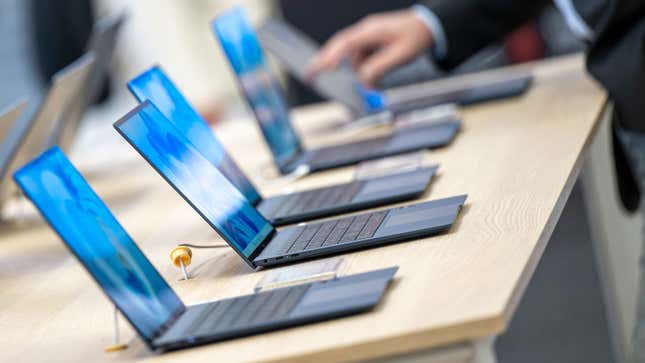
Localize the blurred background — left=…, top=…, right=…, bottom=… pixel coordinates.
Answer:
left=0, top=0, right=586, bottom=124
left=0, top=1, right=618, bottom=362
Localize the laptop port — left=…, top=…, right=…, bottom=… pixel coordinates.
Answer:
left=276, top=256, right=283, bottom=260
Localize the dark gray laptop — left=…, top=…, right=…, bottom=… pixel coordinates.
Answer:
left=114, top=101, right=467, bottom=269
left=128, top=66, right=438, bottom=225
left=258, top=18, right=533, bottom=116
left=212, top=8, right=460, bottom=175
left=14, top=146, right=397, bottom=352
left=55, top=13, right=126, bottom=153
left=0, top=99, right=28, bottom=210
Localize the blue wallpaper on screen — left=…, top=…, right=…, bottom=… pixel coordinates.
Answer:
left=13, top=147, right=184, bottom=341
left=212, top=7, right=301, bottom=166
left=115, top=102, right=273, bottom=259
left=128, top=67, right=262, bottom=205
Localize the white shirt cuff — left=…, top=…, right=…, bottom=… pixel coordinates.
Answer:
left=411, top=4, right=448, bottom=61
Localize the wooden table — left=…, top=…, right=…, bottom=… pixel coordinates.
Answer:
left=0, top=55, right=607, bottom=362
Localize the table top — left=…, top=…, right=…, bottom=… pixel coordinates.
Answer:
left=0, top=55, right=607, bottom=362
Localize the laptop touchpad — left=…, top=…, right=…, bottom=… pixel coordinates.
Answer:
left=374, top=201, right=461, bottom=237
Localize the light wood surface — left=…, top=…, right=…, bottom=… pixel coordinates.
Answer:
left=0, top=55, right=607, bottom=362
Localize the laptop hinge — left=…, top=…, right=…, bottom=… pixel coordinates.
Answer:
left=248, top=229, right=277, bottom=262
left=150, top=306, right=186, bottom=343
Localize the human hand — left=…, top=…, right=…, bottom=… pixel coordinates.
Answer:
left=306, top=9, right=434, bottom=87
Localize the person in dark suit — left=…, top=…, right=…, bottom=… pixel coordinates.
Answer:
left=307, top=1, right=645, bottom=361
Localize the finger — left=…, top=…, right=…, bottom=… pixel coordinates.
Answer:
left=306, top=19, right=387, bottom=79
left=305, top=32, right=355, bottom=80
left=358, top=43, right=412, bottom=87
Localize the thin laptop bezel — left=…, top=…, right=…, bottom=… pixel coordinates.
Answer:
left=113, top=101, right=275, bottom=269
left=13, top=147, right=186, bottom=350
left=126, top=64, right=265, bottom=206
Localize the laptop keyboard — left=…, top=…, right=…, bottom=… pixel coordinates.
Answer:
left=308, top=137, right=391, bottom=167
left=274, top=181, right=365, bottom=217
left=184, top=284, right=311, bottom=336
left=283, top=210, right=389, bottom=254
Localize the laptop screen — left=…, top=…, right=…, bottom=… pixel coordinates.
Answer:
left=212, top=7, right=302, bottom=167
left=13, top=147, right=184, bottom=344
left=115, top=102, right=274, bottom=262
left=128, top=66, right=262, bottom=205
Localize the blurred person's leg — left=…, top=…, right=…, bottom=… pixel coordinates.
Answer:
left=616, top=127, right=645, bottom=362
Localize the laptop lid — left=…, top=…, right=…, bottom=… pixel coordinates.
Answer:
left=128, top=66, right=262, bottom=205
left=85, top=12, right=126, bottom=106
left=114, top=101, right=274, bottom=268
left=56, top=13, right=126, bottom=153
left=6, top=54, right=96, bottom=199
left=13, top=147, right=185, bottom=349
left=0, top=99, right=28, bottom=207
left=212, top=7, right=303, bottom=170
left=0, top=100, right=26, bottom=145
left=258, top=18, right=378, bottom=116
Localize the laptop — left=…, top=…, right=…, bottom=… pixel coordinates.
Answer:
left=4, top=54, right=96, bottom=200
left=14, top=146, right=397, bottom=352
left=211, top=7, right=460, bottom=175
left=258, top=18, right=533, bottom=116
left=127, top=66, right=438, bottom=225
left=114, top=101, right=467, bottom=269
left=0, top=100, right=28, bottom=210
left=383, top=69, right=533, bottom=114
left=55, top=13, right=126, bottom=153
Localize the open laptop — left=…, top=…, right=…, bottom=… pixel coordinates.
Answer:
left=55, top=13, right=126, bottom=153
left=127, top=66, right=437, bottom=225
left=258, top=18, right=533, bottom=116
left=0, top=100, right=28, bottom=210
left=114, top=101, right=467, bottom=268
left=4, top=54, right=95, bottom=200
left=211, top=7, right=460, bottom=175
left=14, top=146, right=397, bottom=352
left=0, top=100, right=26, bottom=145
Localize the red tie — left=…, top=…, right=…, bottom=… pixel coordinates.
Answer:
left=505, top=22, right=546, bottom=63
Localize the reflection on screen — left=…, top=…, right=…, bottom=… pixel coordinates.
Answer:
left=128, top=67, right=261, bottom=205
left=13, top=147, right=184, bottom=342
left=212, top=7, right=301, bottom=166
left=116, top=102, right=273, bottom=258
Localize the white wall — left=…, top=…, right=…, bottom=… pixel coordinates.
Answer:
left=94, top=0, right=276, bottom=112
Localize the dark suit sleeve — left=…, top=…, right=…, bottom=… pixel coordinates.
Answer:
left=586, top=1, right=645, bottom=133
left=584, top=0, right=645, bottom=211
left=422, top=0, right=550, bottom=69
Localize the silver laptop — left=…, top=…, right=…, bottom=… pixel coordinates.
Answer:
left=0, top=99, right=28, bottom=210
left=55, top=13, right=126, bottom=153
left=4, top=54, right=95, bottom=200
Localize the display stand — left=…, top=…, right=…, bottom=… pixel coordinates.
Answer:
left=394, top=103, right=459, bottom=128
left=254, top=257, right=346, bottom=293
left=336, top=111, right=393, bottom=135
left=255, top=164, right=310, bottom=188
left=104, top=306, right=128, bottom=353
left=354, top=151, right=433, bottom=180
